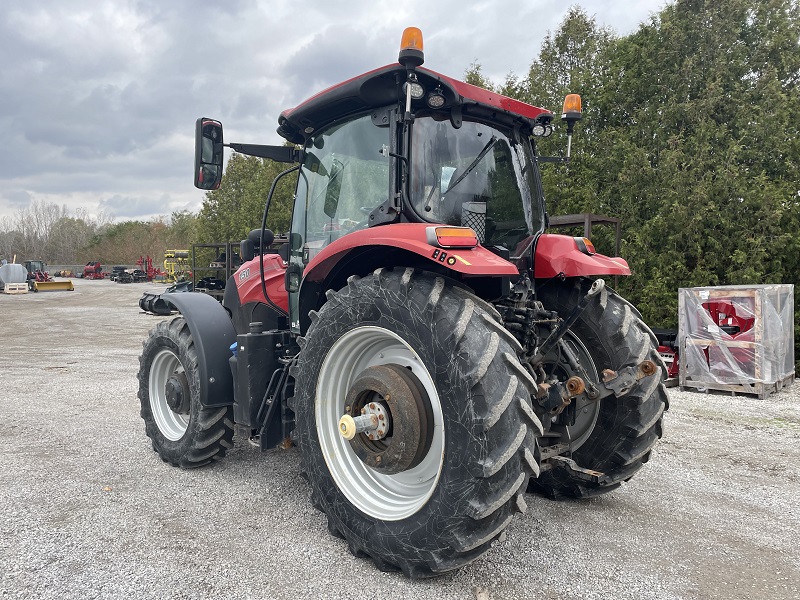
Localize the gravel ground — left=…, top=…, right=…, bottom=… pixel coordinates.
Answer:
left=1, top=278, right=799, bottom=600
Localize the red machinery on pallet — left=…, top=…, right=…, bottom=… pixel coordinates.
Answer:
left=653, top=300, right=757, bottom=380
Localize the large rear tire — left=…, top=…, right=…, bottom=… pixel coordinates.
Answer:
left=138, top=318, right=234, bottom=468
left=291, top=268, right=541, bottom=577
left=529, top=279, right=669, bottom=498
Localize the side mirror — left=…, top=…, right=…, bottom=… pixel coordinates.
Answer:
left=194, top=118, right=224, bottom=190
left=289, top=232, right=304, bottom=252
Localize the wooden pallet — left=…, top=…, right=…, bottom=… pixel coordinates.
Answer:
left=680, top=373, right=795, bottom=400
left=3, top=283, right=28, bottom=294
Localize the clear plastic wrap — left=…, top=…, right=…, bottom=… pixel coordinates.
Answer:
left=678, top=284, right=795, bottom=396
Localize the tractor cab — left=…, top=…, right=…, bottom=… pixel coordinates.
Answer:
left=287, top=105, right=544, bottom=258
left=274, top=28, right=555, bottom=264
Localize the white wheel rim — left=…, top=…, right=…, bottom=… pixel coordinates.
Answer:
left=316, top=326, right=445, bottom=521
left=149, top=348, right=189, bottom=441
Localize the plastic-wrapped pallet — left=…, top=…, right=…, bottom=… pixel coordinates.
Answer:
left=678, top=284, right=794, bottom=398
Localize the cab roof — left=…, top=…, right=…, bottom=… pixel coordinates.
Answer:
left=277, top=64, right=551, bottom=144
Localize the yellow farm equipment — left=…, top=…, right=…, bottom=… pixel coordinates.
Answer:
left=163, top=250, right=191, bottom=283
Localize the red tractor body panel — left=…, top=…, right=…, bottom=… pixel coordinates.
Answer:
left=235, top=254, right=289, bottom=312
left=534, top=234, right=630, bottom=278
left=302, top=223, right=519, bottom=284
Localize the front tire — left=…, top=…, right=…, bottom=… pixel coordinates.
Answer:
left=138, top=318, right=234, bottom=468
left=529, top=279, right=669, bottom=498
left=291, top=268, right=541, bottom=577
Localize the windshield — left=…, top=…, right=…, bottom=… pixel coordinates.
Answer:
left=409, top=118, right=543, bottom=253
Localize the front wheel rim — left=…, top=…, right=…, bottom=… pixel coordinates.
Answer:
left=316, top=326, right=445, bottom=521
left=149, top=348, right=190, bottom=441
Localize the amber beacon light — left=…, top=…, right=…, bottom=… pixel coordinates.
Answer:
left=562, top=94, right=582, bottom=121
left=399, top=27, right=424, bottom=68
left=561, top=93, right=583, bottom=159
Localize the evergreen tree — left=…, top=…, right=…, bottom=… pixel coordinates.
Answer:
left=196, top=153, right=295, bottom=244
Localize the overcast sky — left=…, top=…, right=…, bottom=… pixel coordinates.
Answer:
left=0, top=0, right=668, bottom=224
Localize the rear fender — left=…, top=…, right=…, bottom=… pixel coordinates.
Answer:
left=534, top=233, right=630, bottom=278
left=303, top=223, right=518, bottom=280
left=161, top=291, right=236, bottom=408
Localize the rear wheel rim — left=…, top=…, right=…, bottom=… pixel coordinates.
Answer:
left=149, top=348, right=190, bottom=441
left=544, top=331, right=600, bottom=450
left=316, top=326, right=444, bottom=521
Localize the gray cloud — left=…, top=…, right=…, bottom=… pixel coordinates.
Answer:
left=0, top=0, right=668, bottom=222
left=99, top=193, right=177, bottom=218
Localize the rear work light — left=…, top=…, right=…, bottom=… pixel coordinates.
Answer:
left=427, top=227, right=479, bottom=249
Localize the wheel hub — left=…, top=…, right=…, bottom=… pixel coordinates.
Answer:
left=165, top=373, right=190, bottom=414
left=339, top=364, right=433, bottom=475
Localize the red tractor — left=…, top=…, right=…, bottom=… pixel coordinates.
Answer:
left=138, top=28, right=668, bottom=577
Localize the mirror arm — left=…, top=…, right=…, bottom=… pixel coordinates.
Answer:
left=226, top=143, right=301, bottom=163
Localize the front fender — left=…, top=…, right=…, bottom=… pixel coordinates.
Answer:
left=162, top=291, right=236, bottom=407
left=534, top=234, right=630, bottom=278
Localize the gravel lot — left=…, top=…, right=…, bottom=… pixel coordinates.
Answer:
left=1, top=278, right=799, bottom=600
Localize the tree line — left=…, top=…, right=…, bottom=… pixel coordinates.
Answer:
left=504, top=0, right=800, bottom=334
left=0, top=202, right=201, bottom=267
left=0, top=156, right=293, bottom=267
left=466, top=0, right=799, bottom=366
